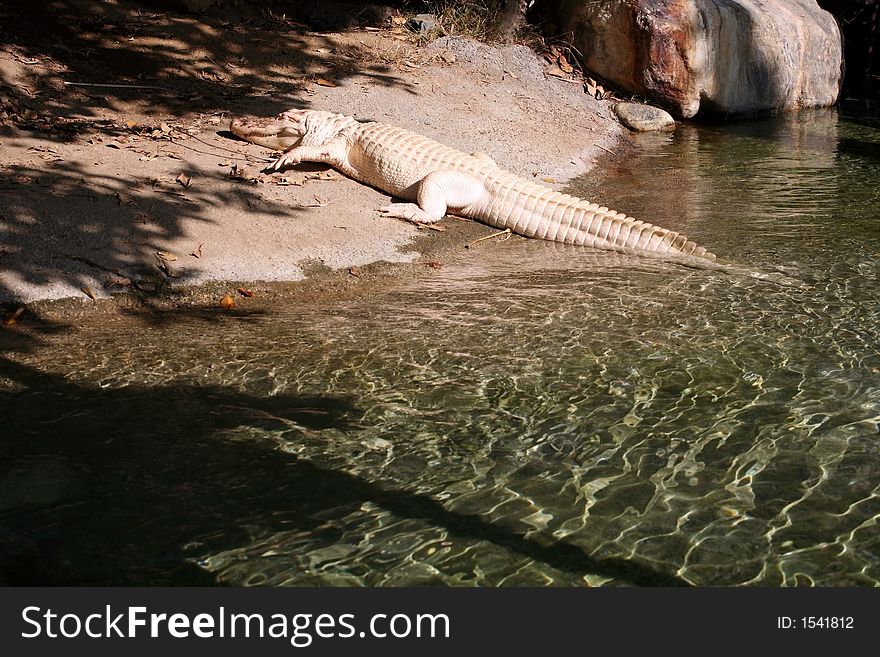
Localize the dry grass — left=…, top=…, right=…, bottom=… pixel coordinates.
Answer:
left=417, top=1, right=532, bottom=43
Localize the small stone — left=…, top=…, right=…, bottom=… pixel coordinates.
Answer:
left=614, top=102, right=675, bottom=131
left=406, top=14, right=437, bottom=34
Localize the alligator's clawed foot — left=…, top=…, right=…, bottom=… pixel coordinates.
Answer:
left=378, top=203, right=441, bottom=224
left=265, top=151, right=302, bottom=173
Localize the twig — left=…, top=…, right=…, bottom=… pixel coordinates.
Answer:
left=63, top=82, right=163, bottom=90
left=596, top=144, right=616, bottom=156
left=170, top=127, right=274, bottom=163
left=465, top=228, right=512, bottom=249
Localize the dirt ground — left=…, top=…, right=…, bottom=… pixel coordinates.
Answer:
left=0, top=0, right=625, bottom=309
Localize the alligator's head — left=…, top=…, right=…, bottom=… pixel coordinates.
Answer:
left=229, top=109, right=352, bottom=150
left=228, top=109, right=309, bottom=150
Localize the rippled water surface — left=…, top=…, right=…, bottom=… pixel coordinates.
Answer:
left=2, top=107, right=879, bottom=586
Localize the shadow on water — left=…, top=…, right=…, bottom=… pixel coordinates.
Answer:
left=0, top=353, right=688, bottom=587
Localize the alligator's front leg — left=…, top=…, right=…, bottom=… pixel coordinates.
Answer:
left=379, top=170, right=486, bottom=224
left=266, top=135, right=349, bottom=172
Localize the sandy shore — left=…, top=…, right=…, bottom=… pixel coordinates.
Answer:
left=0, top=1, right=624, bottom=307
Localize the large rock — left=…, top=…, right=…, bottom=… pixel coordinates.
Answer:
left=556, top=0, right=843, bottom=118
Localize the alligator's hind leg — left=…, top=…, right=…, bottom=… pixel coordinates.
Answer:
left=266, top=135, right=348, bottom=172
left=378, top=170, right=485, bottom=224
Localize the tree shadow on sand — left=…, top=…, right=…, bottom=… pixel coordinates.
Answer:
left=0, top=0, right=419, bottom=303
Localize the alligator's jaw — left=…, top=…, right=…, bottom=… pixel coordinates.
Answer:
left=228, top=115, right=301, bottom=150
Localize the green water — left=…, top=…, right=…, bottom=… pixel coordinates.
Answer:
left=2, top=106, right=879, bottom=586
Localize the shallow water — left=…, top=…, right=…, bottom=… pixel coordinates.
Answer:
left=2, top=106, right=879, bottom=586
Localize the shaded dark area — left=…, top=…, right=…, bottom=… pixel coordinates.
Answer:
left=0, top=0, right=416, bottom=303
left=819, top=0, right=880, bottom=94
left=0, top=159, right=294, bottom=302
left=0, top=347, right=688, bottom=587
left=0, top=0, right=410, bottom=123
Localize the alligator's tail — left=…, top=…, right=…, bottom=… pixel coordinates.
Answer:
left=664, top=254, right=802, bottom=287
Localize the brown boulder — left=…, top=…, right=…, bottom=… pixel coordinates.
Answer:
left=557, top=0, right=843, bottom=118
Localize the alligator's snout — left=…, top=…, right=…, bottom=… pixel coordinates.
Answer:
left=228, top=114, right=302, bottom=151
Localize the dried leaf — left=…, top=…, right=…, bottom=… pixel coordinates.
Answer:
left=154, top=253, right=178, bottom=278
left=156, top=251, right=177, bottom=262
left=300, top=195, right=330, bottom=208
left=315, top=78, right=337, bottom=88
left=175, top=172, right=192, bottom=189
left=545, top=67, right=567, bottom=79
left=237, top=287, right=254, bottom=298
left=558, top=54, right=574, bottom=74
left=189, top=243, right=203, bottom=259
left=3, top=307, right=25, bottom=326
left=543, top=177, right=556, bottom=184
left=427, top=224, right=446, bottom=232
left=104, top=274, right=131, bottom=288
left=426, top=261, right=442, bottom=269
left=306, top=171, right=337, bottom=181
left=271, top=175, right=302, bottom=186
left=219, top=293, right=235, bottom=310
left=81, top=286, right=96, bottom=300
left=348, top=266, right=361, bottom=277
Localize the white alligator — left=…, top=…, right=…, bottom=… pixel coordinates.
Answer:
left=229, top=109, right=793, bottom=282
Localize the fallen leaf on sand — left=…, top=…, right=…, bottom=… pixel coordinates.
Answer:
left=306, top=171, right=337, bottom=181
left=558, top=54, right=574, bottom=73
left=219, top=293, right=235, bottom=310
left=348, top=267, right=361, bottom=277
left=175, top=172, right=192, bottom=189
left=3, top=307, right=25, bottom=326
left=426, top=261, right=442, bottom=269
left=270, top=175, right=303, bottom=186
left=190, top=244, right=203, bottom=258
left=237, top=287, right=254, bottom=298
left=104, top=274, right=131, bottom=288
left=81, top=286, right=96, bottom=300
left=315, top=78, right=337, bottom=87
left=154, top=253, right=178, bottom=278
left=545, top=66, right=567, bottom=79
left=300, top=195, right=330, bottom=208
left=156, top=251, right=177, bottom=262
